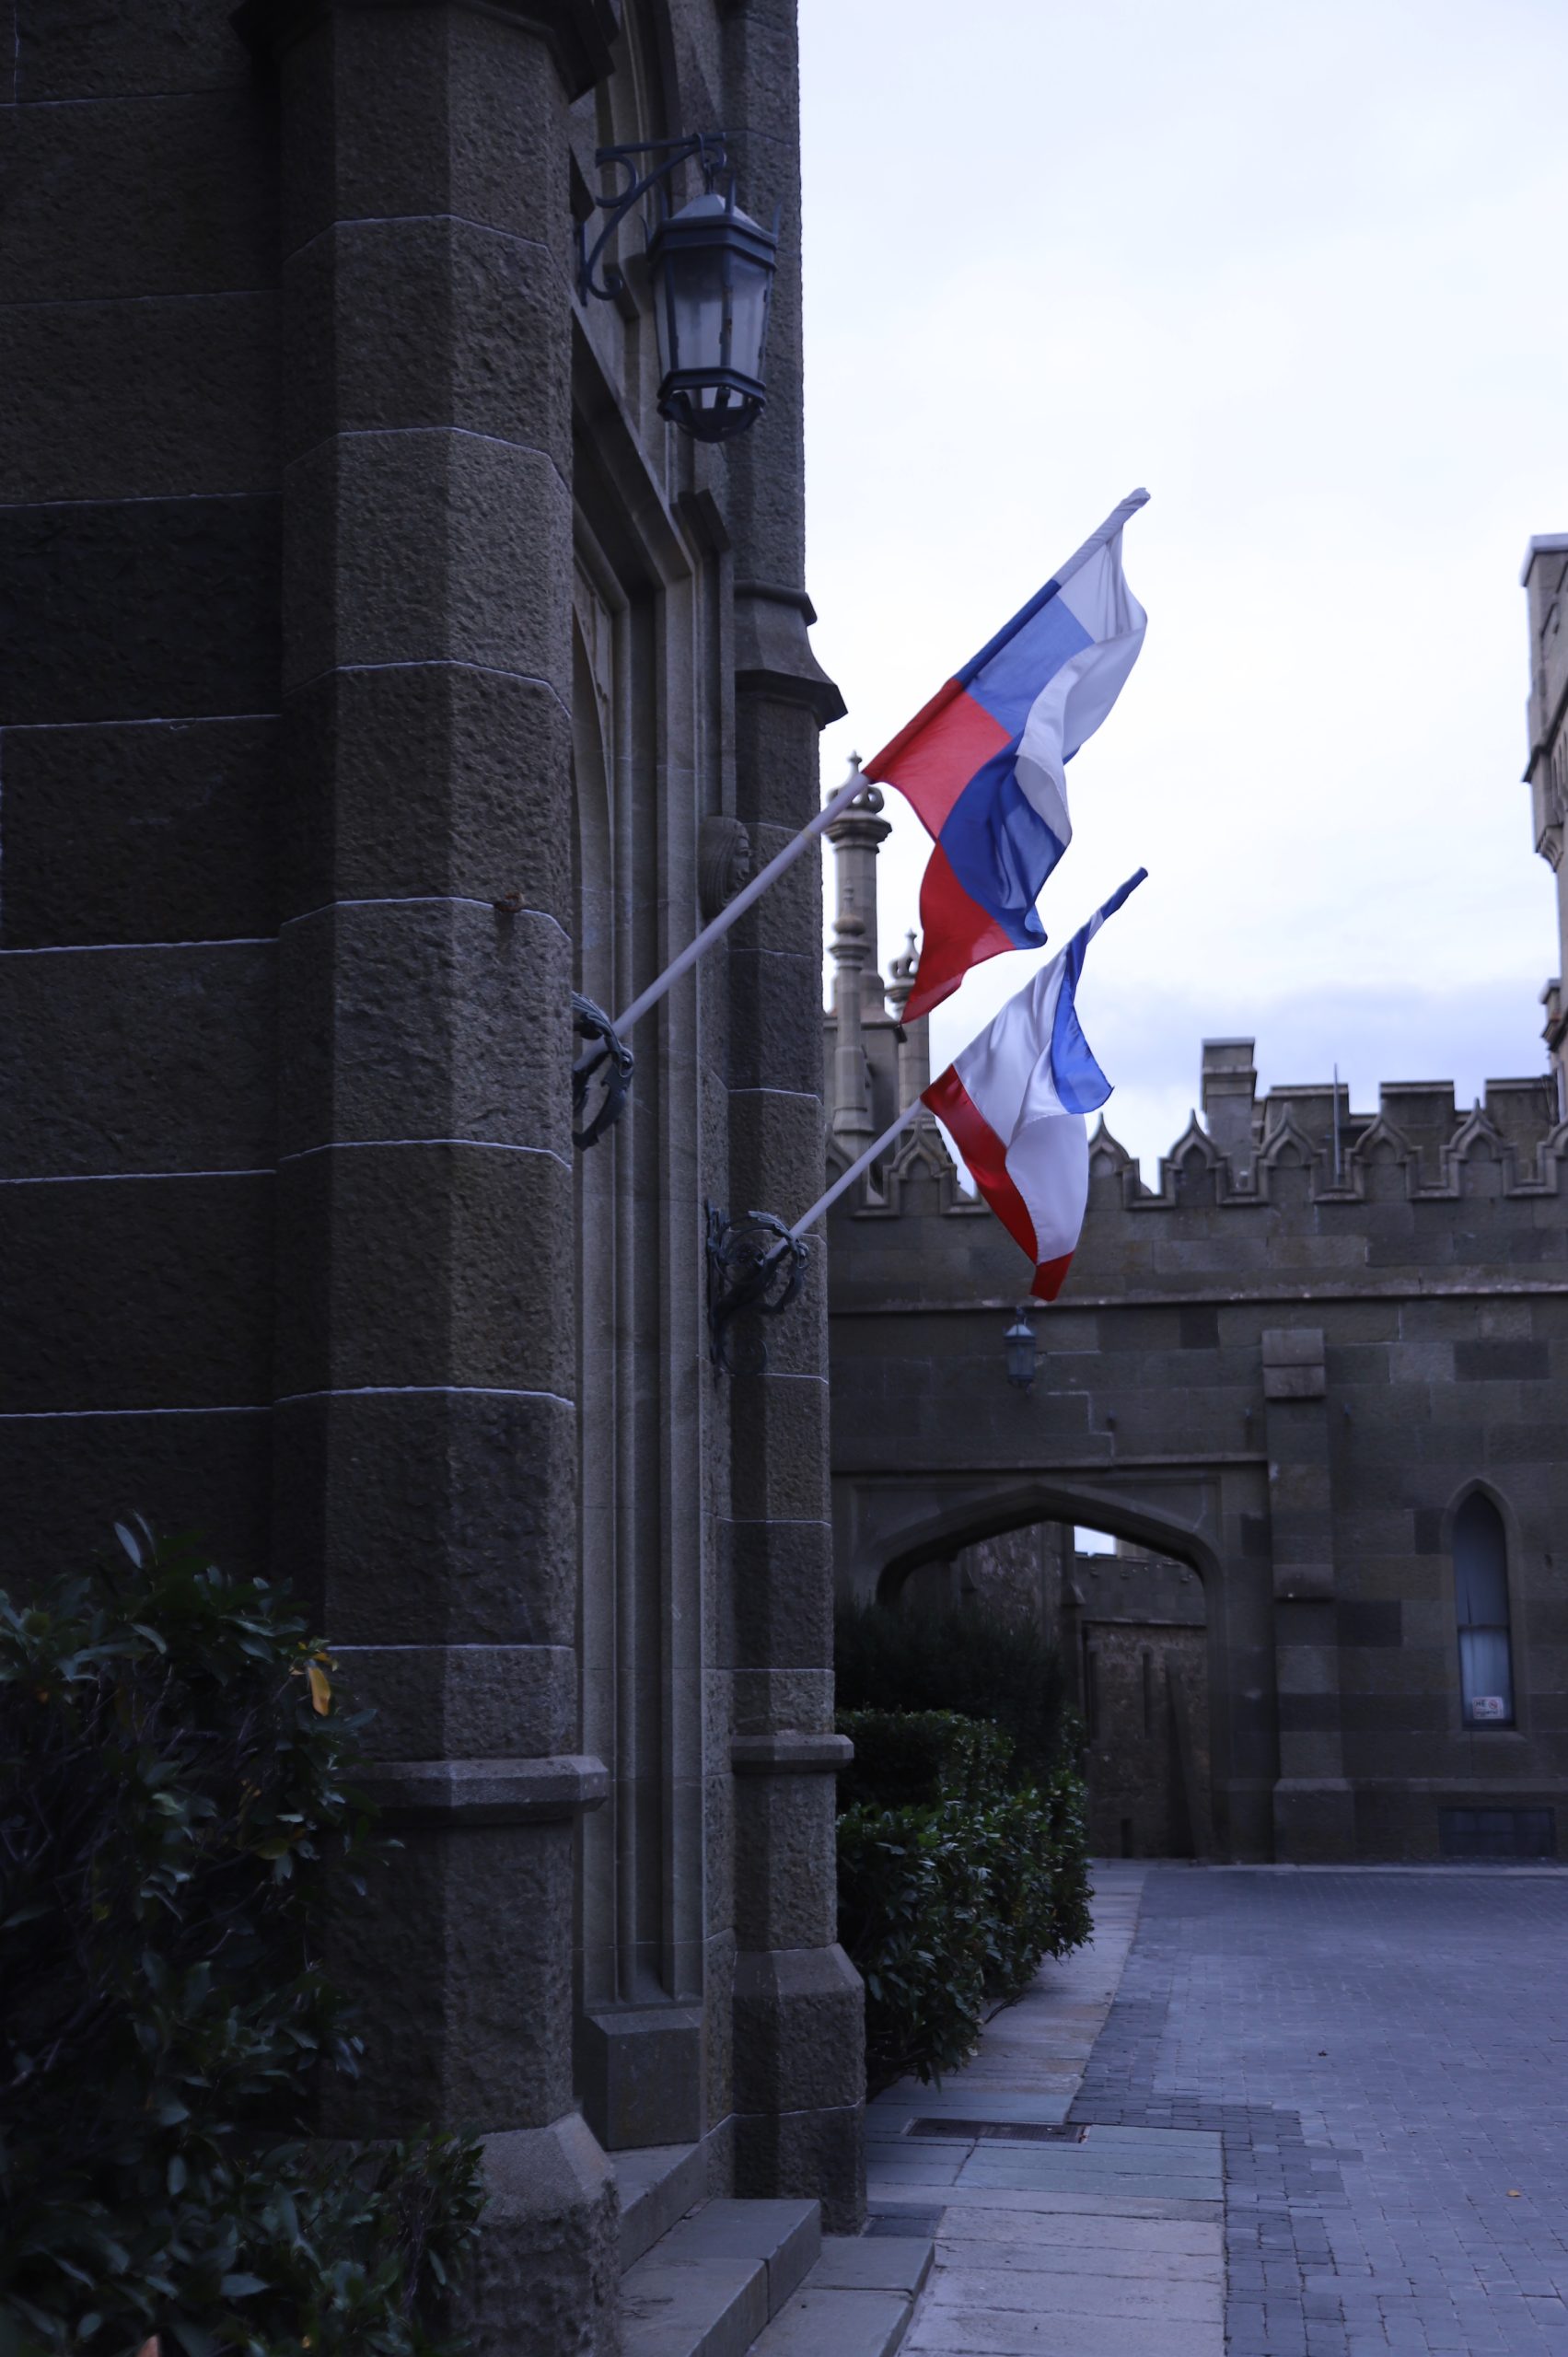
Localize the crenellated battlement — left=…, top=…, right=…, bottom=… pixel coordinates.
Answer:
left=823, top=979, right=1566, bottom=1236
left=1094, top=1065, right=1566, bottom=1213
left=820, top=802, right=1565, bottom=1257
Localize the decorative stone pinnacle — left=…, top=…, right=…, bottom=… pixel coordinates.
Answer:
left=886, top=929, right=920, bottom=1018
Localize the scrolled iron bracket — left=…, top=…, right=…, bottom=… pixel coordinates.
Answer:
left=704, top=1202, right=809, bottom=1374
left=572, top=993, right=634, bottom=1150
left=577, top=133, right=731, bottom=306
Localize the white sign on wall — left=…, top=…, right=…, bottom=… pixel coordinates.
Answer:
left=1470, top=1695, right=1508, bottom=1722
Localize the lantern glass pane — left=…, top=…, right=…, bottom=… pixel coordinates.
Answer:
left=662, top=244, right=728, bottom=377
left=726, top=252, right=772, bottom=382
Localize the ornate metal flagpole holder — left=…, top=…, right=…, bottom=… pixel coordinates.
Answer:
left=571, top=995, right=634, bottom=1149
left=703, top=1208, right=808, bottom=1373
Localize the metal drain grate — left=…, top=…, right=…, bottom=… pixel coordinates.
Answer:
left=904, top=2118, right=1086, bottom=2143
left=865, top=2207, right=946, bottom=2237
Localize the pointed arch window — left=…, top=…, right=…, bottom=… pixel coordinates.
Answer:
left=1453, top=1492, right=1515, bottom=1726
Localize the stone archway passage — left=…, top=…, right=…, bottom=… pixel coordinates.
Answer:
left=886, top=1515, right=1215, bottom=1861
left=841, top=1462, right=1248, bottom=1852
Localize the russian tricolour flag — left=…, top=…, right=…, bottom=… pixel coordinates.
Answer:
left=922, top=871, right=1145, bottom=1302
left=864, top=492, right=1148, bottom=1024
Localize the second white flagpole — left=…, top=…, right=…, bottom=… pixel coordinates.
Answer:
left=610, top=757, right=870, bottom=1040
left=787, top=1098, right=924, bottom=1242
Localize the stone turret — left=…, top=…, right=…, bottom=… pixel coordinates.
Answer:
left=824, top=759, right=891, bottom=1145
left=1522, top=531, right=1568, bottom=1099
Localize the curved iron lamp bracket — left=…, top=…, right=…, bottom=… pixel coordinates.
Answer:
left=572, top=993, right=634, bottom=1150
left=704, top=1203, right=808, bottom=1374
left=577, top=133, right=732, bottom=305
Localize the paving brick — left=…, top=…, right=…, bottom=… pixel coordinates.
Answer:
left=1073, top=1864, right=1568, bottom=2357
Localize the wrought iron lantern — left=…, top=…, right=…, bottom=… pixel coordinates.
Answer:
left=1004, top=1307, right=1038, bottom=1391
left=577, top=134, right=777, bottom=444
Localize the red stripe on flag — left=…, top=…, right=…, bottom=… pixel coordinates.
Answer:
left=863, top=682, right=1012, bottom=838
left=1031, top=1252, right=1074, bottom=1303
left=903, top=842, right=1016, bottom=1023
left=922, top=1065, right=1039, bottom=1265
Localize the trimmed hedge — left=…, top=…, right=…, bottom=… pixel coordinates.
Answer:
left=835, top=1708, right=1015, bottom=1812
left=835, top=1704, right=1091, bottom=2092
left=0, top=1520, right=484, bottom=2357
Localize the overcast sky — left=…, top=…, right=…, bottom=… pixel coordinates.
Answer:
left=798, top=0, right=1568, bottom=1174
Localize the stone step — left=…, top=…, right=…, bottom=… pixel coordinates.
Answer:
left=613, top=2141, right=707, bottom=2272
left=620, top=2198, right=820, bottom=2357
left=748, top=2235, right=933, bottom=2357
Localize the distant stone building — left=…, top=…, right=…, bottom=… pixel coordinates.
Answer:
left=931, top=1525, right=1213, bottom=1860
left=1, top=5, right=857, bottom=2351
left=826, top=541, right=1568, bottom=1868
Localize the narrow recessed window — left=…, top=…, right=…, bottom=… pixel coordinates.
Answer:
left=1453, top=1493, right=1515, bottom=1727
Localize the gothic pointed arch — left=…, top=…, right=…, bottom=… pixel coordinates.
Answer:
left=1161, top=1111, right=1224, bottom=1207
left=889, top=1113, right=951, bottom=1183
left=1088, top=1116, right=1141, bottom=1208
left=1089, top=1115, right=1133, bottom=1179
left=1527, top=1114, right=1568, bottom=1194
left=1346, top=1111, right=1414, bottom=1202
left=1253, top=1113, right=1320, bottom=1205
left=1444, top=1106, right=1513, bottom=1198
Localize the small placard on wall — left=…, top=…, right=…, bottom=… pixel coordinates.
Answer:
left=1469, top=1695, right=1508, bottom=1722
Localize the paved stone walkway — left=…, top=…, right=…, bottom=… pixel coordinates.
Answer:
left=874, top=1862, right=1568, bottom=2357
left=1077, top=1864, right=1568, bottom=2357
left=868, top=1863, right=1227, bottom=2354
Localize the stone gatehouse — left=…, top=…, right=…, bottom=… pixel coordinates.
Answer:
left=823, top=540, right=1568, bottom=1866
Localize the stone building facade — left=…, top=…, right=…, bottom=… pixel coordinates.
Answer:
left=0, top=3, right=858, bottom=2348
left=824, top=549, right=1568, bottom=1867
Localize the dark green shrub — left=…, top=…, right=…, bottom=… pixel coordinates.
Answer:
left=835, top=1803, right=989, bottom=2089
left=979, top=1765, right=1093, bottom=2000
left=836, top=1714, right=1093, bottom=2091
left=834, top=1598, right=1074, bottom=1782
left=0, top=1520, right=484, bottom=2357
left=835, top=1709, right=1015, bottom=1811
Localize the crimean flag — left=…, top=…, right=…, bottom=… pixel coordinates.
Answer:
left=922, top=870, right=1145, bottom=1301
left=864, top=492, right=1147, bottom=1023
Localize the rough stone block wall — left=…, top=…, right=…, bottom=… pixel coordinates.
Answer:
left=5, top=4, right=862, bottom=2346
left=0, top=1, right=283, bottom=1585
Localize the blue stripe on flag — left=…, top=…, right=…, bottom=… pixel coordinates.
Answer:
left=963, top=595, right=1094, bottom=736
left=937, top=737, right=1061, bottom=950
left=955, top=575, right=1063, bottom=684
left=1050, top=869, right=1148, bottom=1116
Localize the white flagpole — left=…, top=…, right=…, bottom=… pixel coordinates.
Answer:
left=604, top=490, right=1147, bottom=1047
left=787, top=1098, right=923, bottom=1242
left=609, top=758, right=871, bottom=1040
left=1049, top=486, right=1150, bottom=589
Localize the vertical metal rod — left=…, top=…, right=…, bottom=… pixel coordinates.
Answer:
left=1332, top=1062, right=1343, bottom=1184
left=611, top=761, right=869, bottom=1039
